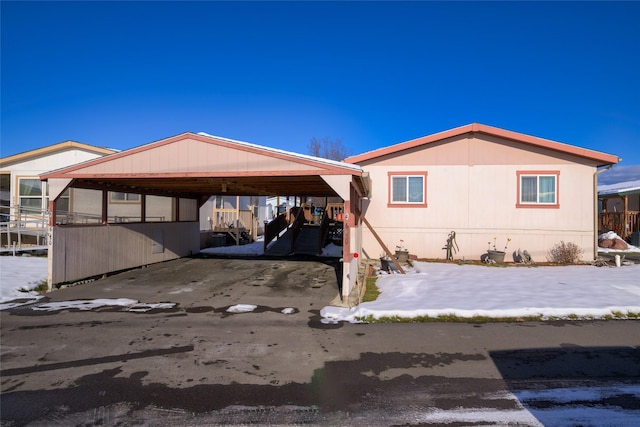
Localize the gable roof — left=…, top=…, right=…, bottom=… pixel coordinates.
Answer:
left=0, top=141, right=117, bottom=167
left=345, top=123, right=620, bottom=167
left=41, top=132, right=364, bottom=198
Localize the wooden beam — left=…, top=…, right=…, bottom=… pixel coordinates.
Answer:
left=360, top=214, right=405, bottom=274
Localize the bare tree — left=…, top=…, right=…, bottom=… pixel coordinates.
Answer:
left=308, top=137, right=350, bottom=161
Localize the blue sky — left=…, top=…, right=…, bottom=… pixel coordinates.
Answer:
left=2, top=1, right=639, bottom=184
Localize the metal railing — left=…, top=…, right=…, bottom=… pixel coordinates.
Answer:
left=0, top=204, right=49, bottom=254
left=55, top=211, right=166, bottom=224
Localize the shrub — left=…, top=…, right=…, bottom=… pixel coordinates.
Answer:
left=546, top=241, right=583, bottom=264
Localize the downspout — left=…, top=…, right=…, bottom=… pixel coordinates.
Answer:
left=594, top=164, right=613, bottom=260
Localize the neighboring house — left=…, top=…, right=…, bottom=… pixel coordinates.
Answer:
left=345, top=123, right=619, bottom=262
left=598, top=179, right=640, bottom=243
left=0, top=141, right=117, bottom=215
left=0, top=141, right=117, bottom=248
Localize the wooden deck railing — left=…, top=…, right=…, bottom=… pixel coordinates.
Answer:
left=289, top=207, right=306, bottom=254
left=326, top=203, right=344, bottom=220
left=213, top=209, right=253, bottom=230
left=599, top=211, right=639, bottom=239
left=0, top=204, right=49, bottom=252
left=263, top=213, right=288, bottom=252
left=318, top=210, right=329, bottom=254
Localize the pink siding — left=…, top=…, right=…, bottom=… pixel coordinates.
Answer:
left=347, top=123, right=618, bottom=167
left=356, top=134, right=605, bottom=168
left=356, top=130, right=610, bottom=262
left=43, top=134, right=360, bottom=179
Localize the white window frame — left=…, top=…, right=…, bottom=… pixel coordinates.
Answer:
left=17, top=177, right=46, bottom=213
left=110, top=192, right=140, bottom=203
left=387, top=172, right=428, bottom=208
left=517, top=171, right=559, bottom=208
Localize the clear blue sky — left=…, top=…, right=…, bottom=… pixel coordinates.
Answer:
left=2, top=1, right=639, bottom=183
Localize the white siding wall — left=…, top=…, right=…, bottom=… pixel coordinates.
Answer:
left=3, top=149, right=109, bottom=211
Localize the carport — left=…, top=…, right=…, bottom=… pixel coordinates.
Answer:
left=40, top=132, right=370, bottom=298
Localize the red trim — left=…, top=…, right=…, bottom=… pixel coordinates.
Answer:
left=101, top=190, right=108, bottom=224
left=141, top=195, right=146, bottom=223
left=48, top=200, right=56, bottom=226
left=42, top=169, right=348, bottom=179
left=515, top=170, right=560, bottom=209
left=345, top=123, right=619, bottom=167
left=387, top=171, right=428, bottom=208
left=342, top=200, right=352, bottom=263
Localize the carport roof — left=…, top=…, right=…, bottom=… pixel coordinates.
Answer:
left=41, top=132, right=366, bottom=198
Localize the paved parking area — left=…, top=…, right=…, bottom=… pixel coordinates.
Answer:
left=1, top=257, right=342, bottom=400
left=40, top=255, right=343, bottom=310
left=2, top=256, right=639, bottom=426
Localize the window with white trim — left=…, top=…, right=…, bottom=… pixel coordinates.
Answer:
left=390, top=174, right=425, bottom=205
left=110, top=192, right=140, bottom=202
left=519, top=173, right=557, bottom=205
left=18, top=178, right=45, bottom=213
left=57, top=188, right=70, bottom=213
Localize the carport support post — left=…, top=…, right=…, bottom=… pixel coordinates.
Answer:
left=44, top=178, right=73, bottom=291
left=320, top=174, right=363, bottom=300
left=47, top=200, right=55, bottom=291
left=342, top=199, right=361, bottom=300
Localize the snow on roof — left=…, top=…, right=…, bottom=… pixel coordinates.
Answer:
left=598, top=179, right=640, bottom=196
left=196, top=131, right=362, bottom=173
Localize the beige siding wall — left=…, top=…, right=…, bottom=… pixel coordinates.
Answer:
left=179, top=198, right=198, bottom=221
left=360, top=135, right=597, bottom=262
left=50, top=222, right=199, bottom=284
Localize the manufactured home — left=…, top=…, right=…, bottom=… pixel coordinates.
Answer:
left=35, top=124, right=619, bottom=299
left=345, top=123, right=619, bottom=263
left=0, top=141, right=117, bottom=251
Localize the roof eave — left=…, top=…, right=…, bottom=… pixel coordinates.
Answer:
left=345, top=123, right=620, bottom=167
left=1, top=141, right=117, bottom=166
left=40, top=132, right=363, bottom=180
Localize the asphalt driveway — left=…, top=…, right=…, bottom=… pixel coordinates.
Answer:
left=2, top=256, right=639, bottom=426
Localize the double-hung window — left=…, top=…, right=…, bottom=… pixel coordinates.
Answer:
left=18, top=178, right=45, bottom=213
left=388, top=172, right=427, bottom=207
left=517, top=171, right=559, bottom=208
left=110, top=192, right=140, bottom=203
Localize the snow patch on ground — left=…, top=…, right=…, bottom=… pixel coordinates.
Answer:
left=227, top=304, right=258, bottom=313
left=0, top=255, right=47, bottom=309
left=598, top=231, right=640, bottom=252
left=31, top=298, right=176, bottom=313
left=321, top=261, right=640, bottom=323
